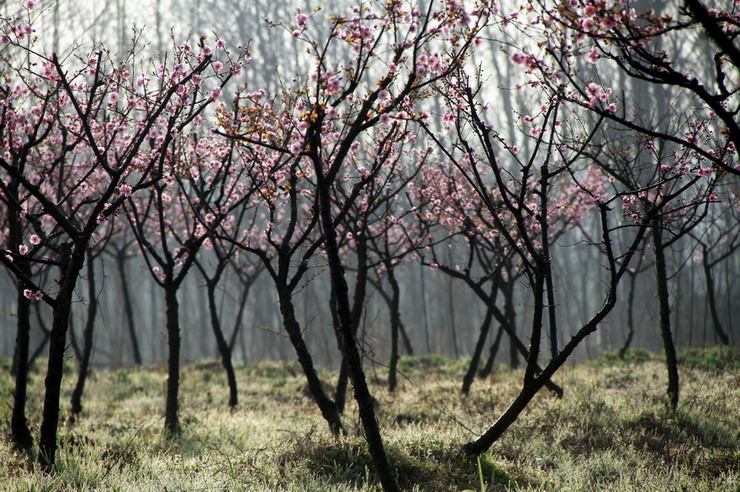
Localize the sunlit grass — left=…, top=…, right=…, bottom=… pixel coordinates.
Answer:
left=1, top=348, right=738, bottom=490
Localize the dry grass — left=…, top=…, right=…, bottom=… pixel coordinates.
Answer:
left=1, top=348, right=738, bottom=491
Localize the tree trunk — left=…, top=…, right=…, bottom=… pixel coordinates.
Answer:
left=335, top=235, right=369, bottom=409
left=463, top=377, right=544, bottom=455
left=70, top=250, right=99, bottom=416
left=478, top=323, right=504, bottom=379
left=39, top=245, right=86, bottom=471
left=277, top=287, right=343, bottom=436
left=399, top=320, right=413, bottom=356
left=117, top=253, right=142, bottom=365
left=499, top=274, right=520, bottom=369
left=618, top=270, right=638, bottom=359
left=652, top=222, right=679, bottom=410
left=387, top=266, right=402, bottom=392
left=11, top=282, right=33, bottom=450
left=316, top=175, right=398, bottom=492
left=164, top=284, right=181, bottom=436
left=462, top=306, right=494, bottom=394
left=702, top=252, right=730, bottom=345
left=207, top=281, right=238, bottom=407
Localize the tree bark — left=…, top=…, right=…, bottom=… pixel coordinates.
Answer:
left=277, top=287, right=343, bottom=436
left=652, top=222, right=680, bottom=410
left=11, top=282, right=33, bottom=450
left=618, top=269, right=639, bottom=359
left=117, top=252, right=142, bottom=365
left=39, top=245, right=86, bottom=471
left=335, top=234, right=369, bottom=410
left=164, top=284, right=181, bottom=436
left=702, top=252, right=730, bottom=345
left=316, top=174, right=398, bottom=492
left=70, top=250, right=99, bottom=416
left=206, top=281, right=238, bottom=407
left=387, top=266, right=402, bottom=392
left=462, top=306, right=494, bottom=394
left=478, top=324, right=504, bottom=378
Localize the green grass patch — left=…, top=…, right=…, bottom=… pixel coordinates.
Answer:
left=1, top=347, right=738, bottom=490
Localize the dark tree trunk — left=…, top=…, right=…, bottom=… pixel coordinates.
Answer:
left=462, top=306, right=494, bottom=394
left=277, top=287, right=343, bottom=435
left=228, top=279, right=252, bottom=352
left=70, top=250, right=99, bottom=416
left=330, top=290, right=350, bottom=414
left=505, top=290, right=520, bottom=369
left=117, top=252, right=142, bottom=365
left=387, top=266, right=402, bottom=392
left=9, top=192, right=33, bottom=449
left=652, top=223, right=680, bottom=410
left=206, top=281, right=238, bottom=407
left=11, top=282, right=33, bottom=450
left=447, top=275, right=460, bottom=359
left=463, top=376, right=544, bottom=455
left=478, top=323, right=504, bottom=378
left=464, top=259, right=621, bottom=456
left=702, top=252, right=730, bottom=345
left=335, top=235, right=369, bottom=410
left=164, top=284, right=181, bottom=436
left=315, top=175, right=398, bottom=492
left=39, top=245, right=86, bottom=471
left=618, top=269, right=638, bottom=360
left=399, top=320, right=413, bottom=356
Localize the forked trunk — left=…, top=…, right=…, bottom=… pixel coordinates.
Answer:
left=278, top=287, right=343, bottom=435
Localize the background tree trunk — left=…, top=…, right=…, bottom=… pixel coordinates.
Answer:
left=652, top=222, right=680, bottom=410
left=70, top=250, right=99, bottom=416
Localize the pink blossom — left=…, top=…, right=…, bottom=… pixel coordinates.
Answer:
left=378, top=90, right=390, bottom=100
left=295, top=13, right=309, bottom=30
left=216, top=39, right=226, bottom=49
left=19, top=244, right=28, bottom=255
left=210, top=87, right=222, bottom=101
left=510, top=52, right=526, bottom=65
left=607, top=103, right=617, bottom=112
left=30, top=234, right=41, bottom=245
left=23, top=289, right=43, bottom=300
left=108, top=92, right=119, bottom=104
left=213, top=61, right=224, bottom=72
left=587, top=46, right=600, bottom=64
left=119, top=184, right=132, bottom=196
left=581, top=17, right=596, bottom=32
left=379, top=113, right=390, bottom=125
left=326, top=76, right=341, bottom=95
left=23, top=0, right=35, bottom=9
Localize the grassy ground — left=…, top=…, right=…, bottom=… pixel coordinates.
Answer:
left=1, top=347, right=738, bottom=491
